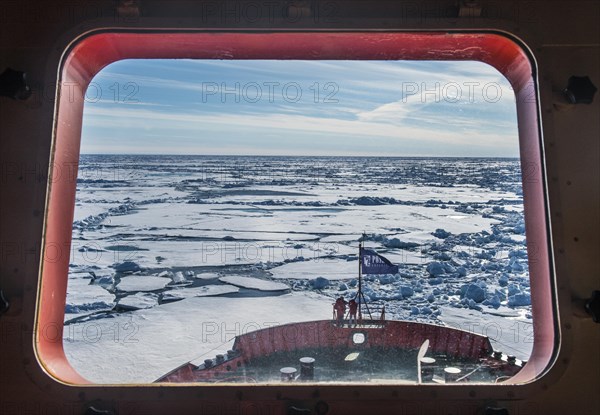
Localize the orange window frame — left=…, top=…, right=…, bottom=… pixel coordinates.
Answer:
left=37, top=31, right=555, bottom=385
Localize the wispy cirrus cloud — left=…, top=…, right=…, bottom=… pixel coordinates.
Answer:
left=82, top=60, right=519, bottom=156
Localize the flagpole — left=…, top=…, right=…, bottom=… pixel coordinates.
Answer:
left=358, top=232, right=373, bottom=321
left=358, top=237, right=363, bottom=322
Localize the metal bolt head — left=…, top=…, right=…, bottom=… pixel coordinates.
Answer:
left=0, top=290, right=9, bottom=315
left=564, top=75, right=597, bottom=104
left=0, top=68, right=32, bottom=100
left=585, top=290, right=600, bottom=323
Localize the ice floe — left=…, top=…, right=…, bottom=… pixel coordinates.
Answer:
left=218, top=276, right=289, bottom=291
left=65, top=277, right=115, bottom=320
left=194, top=272, right=221, bottom=280
left=116, top=276, right=171, bottom=292
left=63, top=292, right=332, bottom=383
left=270, top=259, right=358, bottom=280
left=117, top=293, right=159, bottom=311
left=66, top=155, right=533, bottom=382
left=161, top=284, right=240, bottom=301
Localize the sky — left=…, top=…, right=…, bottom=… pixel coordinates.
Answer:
left=81, top=59, right=520, bottom=157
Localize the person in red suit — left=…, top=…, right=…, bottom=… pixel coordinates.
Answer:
left=348, top=298, right=358, bottom=326
left=334, top=297, right=347, bottom=326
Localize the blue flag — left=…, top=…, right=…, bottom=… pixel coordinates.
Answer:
left=361, top=249, right=399, bottom=274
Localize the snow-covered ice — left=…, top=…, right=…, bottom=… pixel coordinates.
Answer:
left=116, top=276, right=171, bottom=292
left=194, top=272, right=221, bottom=280
left=270, top=259, right=357, bottom=280
left=218, top=276, right=289, bottom=291
left=65, top=276, right=115, bottom=321
left=63, top=292, right=332, bottom=383
left=161, top=284, right=240, bottom=301
left=439, top=306, right=533, bottom=361
left=65, top=155, right=532, bottom=383
left=117, top=292, right=159, bottom=310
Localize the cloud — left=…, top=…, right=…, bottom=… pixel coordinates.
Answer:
left=83, top=104, right=518, bottom=156
left=82, top=59, right=519, bottom=156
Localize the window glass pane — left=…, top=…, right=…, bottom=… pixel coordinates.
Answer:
left=64, top=60, right=530, bottom=384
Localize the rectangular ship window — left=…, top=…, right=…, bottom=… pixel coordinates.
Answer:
left=64, top=59, right=533, bottom=384
left=38, top=32, right=554, bottom=387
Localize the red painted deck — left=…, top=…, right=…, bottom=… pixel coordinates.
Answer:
left=157, top=320, right=493, bottom=383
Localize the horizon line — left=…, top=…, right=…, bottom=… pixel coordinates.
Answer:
left=79, top=153, right=520, bottom=159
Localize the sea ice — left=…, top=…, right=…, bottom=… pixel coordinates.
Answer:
left=508, top=293, right=531, bottom=307
left=426, top=261, right=446, bottom=277
left=377, top=275, right=396, bottom=284
left=170, top=271, right=188, bottom=284
left=66, top=155, right=533, bottom=380
left=508, top=284, right=521, bottom=297
left=63, top=292, right=332, bottom=383
left=116, top=276, right=171, bottom=292
left=218, top=276, right=289, bottom=291
left=117, top=292, right=159, bottom=310
left=462, top=283, right=486, bottom=303
left=432, top=228, right=451, bottom=239
left=420, top=306, right=433, bottom=315
left=270, top=260, right=356, bottom=280
left=439, top=306, right=533, bottom=361
left=64, top=277, right=115, bottom=319
left=113, top=261, right=142, bottom=273
left=400, top=286, right=414, bottom=298
left=194, top=272, right=221, bottom=280
left=310, top=277, right=330, bottom=289
left=484, top=295, right=502, bottom=309
left=161, top=285, right=239, bottom=301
